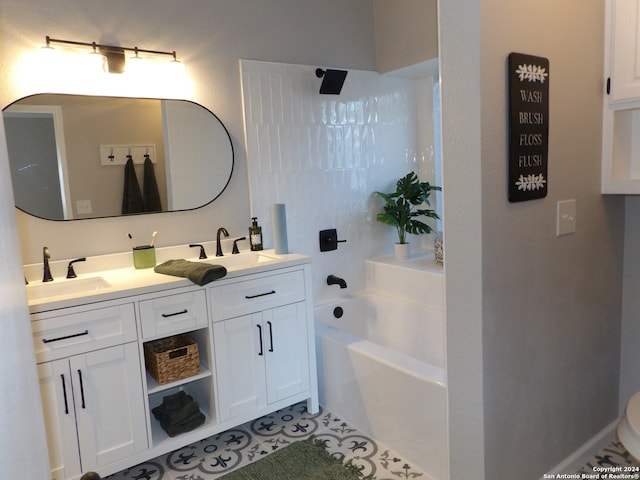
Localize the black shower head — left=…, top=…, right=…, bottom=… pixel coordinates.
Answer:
left=315, top=68, right=348, bottom=95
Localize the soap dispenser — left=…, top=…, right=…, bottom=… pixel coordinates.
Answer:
left=249, top=217, right=263, bottom=251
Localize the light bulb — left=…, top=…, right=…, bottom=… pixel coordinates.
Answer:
left=167, top=58, right=186, bottom=82
left=37, top=43, right=59, bottom=71
left=86, top=50, right=106, bottom=73
left=127, top=54, right=145, bottom=75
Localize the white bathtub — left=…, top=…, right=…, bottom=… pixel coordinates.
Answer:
left=315, top=293, right=448, bottom=480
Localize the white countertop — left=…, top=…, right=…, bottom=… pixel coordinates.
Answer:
left=25, top=248, right=310, bottom=313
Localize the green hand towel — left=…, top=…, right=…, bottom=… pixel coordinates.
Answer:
left=154, top=259, right=227, bottom=286
left=161, top=411, right=206, bottom=437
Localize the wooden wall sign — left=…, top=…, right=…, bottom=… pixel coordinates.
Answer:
left=508, top=52, right=549, bottom=202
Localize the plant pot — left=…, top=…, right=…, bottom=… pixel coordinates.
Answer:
left=434, top=236, right=444, bottom=266
left=394, top=242, right=410, bottom=260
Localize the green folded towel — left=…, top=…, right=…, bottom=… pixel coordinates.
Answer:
left=154, top=259, right=227, bottom=286
left=161, top=411, right=205, bottom=437
left=152, top=391, right=206, bottom=437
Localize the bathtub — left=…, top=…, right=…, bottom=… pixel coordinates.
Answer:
left=315, top=293, right=448, bottom=480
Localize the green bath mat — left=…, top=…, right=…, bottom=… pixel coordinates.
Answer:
left=222, top=437, right=374, bottom=480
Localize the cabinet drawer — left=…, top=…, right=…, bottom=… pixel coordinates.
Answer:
left=210, top=270, right=305, bottom=321
left=32, top=304, right=136, bottom=363
left=139, top=289, right=207, bottom=339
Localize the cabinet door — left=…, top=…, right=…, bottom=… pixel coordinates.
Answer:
left=213, top=313, right=267, bottom=421
left=610, top=0, right=640, bottom=101
left=264, top=303, right=310, bottom=404
left=72, top=343, right=147, bottom=471
left=38, top=360, right=82, bottom=480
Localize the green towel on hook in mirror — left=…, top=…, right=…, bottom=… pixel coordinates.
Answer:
left=122, top=157, right=144, bottom=214
left=143, top=156, right=162, bottom=212
left=154, top=259, right=227, bottom=286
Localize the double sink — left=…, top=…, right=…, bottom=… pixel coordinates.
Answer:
left=26, top=250, right=289, bottom=306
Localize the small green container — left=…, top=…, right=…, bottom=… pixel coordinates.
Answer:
left=133, top=245, right=156, bottom=269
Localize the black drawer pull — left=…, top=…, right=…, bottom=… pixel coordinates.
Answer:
left=60, top=374, right=69, bottom=415
left=161, top=309, right=188, bottom=318
left=77, top=369, right=86, bottom=409
left=245, top=290, right=276, bottom=299
left=257, top=325, right=264, bottom=356
left=267, top=321, right=274, bottom=352
left=43, top=330, right=89, bottom=344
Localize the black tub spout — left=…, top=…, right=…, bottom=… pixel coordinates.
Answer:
left=327, top=275, right=347, bottom=289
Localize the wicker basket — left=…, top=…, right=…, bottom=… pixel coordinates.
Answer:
left=144, top=334, right=200, bottom=384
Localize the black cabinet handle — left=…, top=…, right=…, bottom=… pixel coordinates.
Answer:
left=43, top=330, right=89, bottom=344
left=267, top=321, right=274, bottom=352
left=245, top=290, right=276, bottom=299
left=161, top=309, right=188, bottom=318
left=77, top=369, right=86, bottom=409
left=257, top=325, right=264, bottom=356
left=60, top=374, right=69, bottom=415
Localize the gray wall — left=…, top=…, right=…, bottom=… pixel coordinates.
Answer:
left=621, top=196, right=640, bottom=410
left=479, top=0, right=624, bottom=478
left=0, top=0, right=376, bottom=263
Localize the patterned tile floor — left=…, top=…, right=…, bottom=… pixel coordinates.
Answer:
left=576, top=437, right=640, bottom=477
left=106, top=401, right=429, bottom=480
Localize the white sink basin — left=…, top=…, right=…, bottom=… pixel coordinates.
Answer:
left=198, top=251, right=279, bottom=270
left=27, top=276, right=112, bottom=302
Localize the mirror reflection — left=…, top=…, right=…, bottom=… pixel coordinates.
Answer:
left=3, top=94, right=234, bottom=220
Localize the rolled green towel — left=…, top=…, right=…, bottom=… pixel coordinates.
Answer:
left=154, top=259, right=227, bottom=286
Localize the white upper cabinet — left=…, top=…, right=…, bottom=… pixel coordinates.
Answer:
left=602, top=0, right=640, bottom=193
left=609, top=0, right=640, bottom=102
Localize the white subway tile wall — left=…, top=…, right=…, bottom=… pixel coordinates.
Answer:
left=240, top=60, right=438, bottom=303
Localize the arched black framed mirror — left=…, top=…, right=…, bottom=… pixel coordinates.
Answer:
left=3, top=94, right=234, bottom=220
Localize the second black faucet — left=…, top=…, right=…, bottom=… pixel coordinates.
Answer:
left=216, top=227, right=229, bottom=256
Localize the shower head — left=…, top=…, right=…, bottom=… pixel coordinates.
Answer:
left=315, top=68, right=348, bottom=95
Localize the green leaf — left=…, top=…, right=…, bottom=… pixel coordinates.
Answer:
left=374, top=171, right=441, bottom=243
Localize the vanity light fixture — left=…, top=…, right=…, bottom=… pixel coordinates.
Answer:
left=42, top=36, right=182, bottom=74
left=315, top=68, right=348, bottom=95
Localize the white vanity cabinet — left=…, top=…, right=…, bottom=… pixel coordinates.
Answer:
left=210, top=267, right=315, bottom=422
left=32, top=303, right=147, bottom=480
left=28, top=251, right=317, bottom=480
left=602, top=0, right=640, bottom=192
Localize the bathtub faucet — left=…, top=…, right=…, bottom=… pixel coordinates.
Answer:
left=327, top=275, right=347, bottom=289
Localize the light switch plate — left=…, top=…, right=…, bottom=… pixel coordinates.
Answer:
left=556, top=199, right=576, bottom=236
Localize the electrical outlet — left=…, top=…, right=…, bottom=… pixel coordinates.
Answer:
left=76, top=199, right=93, bottom=215
left=556, top=199, right=576, bottom=236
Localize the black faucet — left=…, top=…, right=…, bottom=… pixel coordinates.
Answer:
left=189, top=244, right=208, bottom=259
left=327, top=275, right=347, bottom=289
left=66, top=257, right=86, bottom=279
left=216, top=227, right=229, bottom=256
left=232, top=236, right=246, bottom=254
left=43, top=247, right=53, bottom=282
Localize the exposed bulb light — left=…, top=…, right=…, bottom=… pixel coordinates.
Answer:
left=41, top=36, right=183, bottom=75
left=126, top=47, right=145, bottom=75
left=38, top=38, right=60, bottom=70
left=86, top=42, right=106, bottom=73
left=168, top=52, right=185, bottom=76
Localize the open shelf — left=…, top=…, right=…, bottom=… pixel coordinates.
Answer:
left=149, top=408, right=213, bottom=448
left=148, top=378, right=217, bottom=447
left=146, top=365, right=212, bottom=395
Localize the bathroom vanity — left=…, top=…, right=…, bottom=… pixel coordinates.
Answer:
left=26, top=250, right=317, bottom=480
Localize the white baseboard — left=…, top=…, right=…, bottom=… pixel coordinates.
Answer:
left=541, top=419, right=619, bottom=479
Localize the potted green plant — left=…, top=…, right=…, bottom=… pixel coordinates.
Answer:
left=374, top=171, right=441, bottom=259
